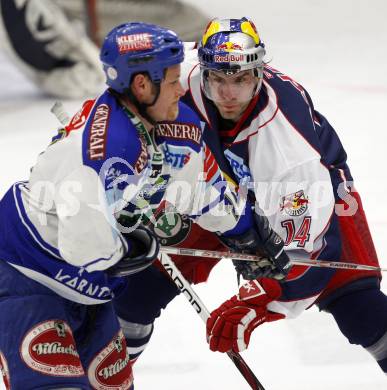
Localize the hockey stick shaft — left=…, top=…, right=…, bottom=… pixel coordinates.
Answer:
left=160, top=247, right=385, bottom=273
left=159, top=253, right=266, bottom=390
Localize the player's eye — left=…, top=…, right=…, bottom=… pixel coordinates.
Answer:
left=212, top=76, right=225, bottom=84
left=235, top=76, right=248, bottom=84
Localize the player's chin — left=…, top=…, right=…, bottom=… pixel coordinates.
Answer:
left=166, top=105, right=179, bottom=121
left=219, top=110, right=240, bottom=121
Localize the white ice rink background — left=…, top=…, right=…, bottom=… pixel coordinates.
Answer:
left=0, top=1, right=386, bottom=389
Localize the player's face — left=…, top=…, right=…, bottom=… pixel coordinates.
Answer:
left=147, top=64, right=185, bottom=122
left=207, top=70, right=259, bottom=121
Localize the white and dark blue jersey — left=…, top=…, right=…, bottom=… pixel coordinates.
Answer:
left=0, top=90, right=249, bottom=305
left=182, top=51, right=347, bottom=318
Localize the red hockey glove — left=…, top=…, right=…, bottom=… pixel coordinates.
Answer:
left=206, top=278, right=285, bottom=353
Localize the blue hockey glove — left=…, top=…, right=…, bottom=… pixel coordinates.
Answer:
left=107, top=226, right=159, bottom=277
left=220, top=212, right=291, bottom=281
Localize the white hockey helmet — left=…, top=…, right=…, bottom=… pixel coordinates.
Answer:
left=198, top=17, right=266, bottom=102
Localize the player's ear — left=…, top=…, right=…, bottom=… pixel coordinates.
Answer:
left=131, top=73, right=152, bottom=103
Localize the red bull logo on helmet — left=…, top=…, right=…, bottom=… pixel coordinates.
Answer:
left=214, top=54, right=244, bottom=63
left=216, top=42, right=243, bottom=52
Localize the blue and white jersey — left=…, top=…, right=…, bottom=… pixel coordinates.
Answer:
left=0, top=90, right=249, bottom=305
left=182, top=48, right=346, bottom=318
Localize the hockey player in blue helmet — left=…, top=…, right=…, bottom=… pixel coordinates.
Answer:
left=100, top=22, right=185, bottom=124
left=0, top=21, right=257, bottom=389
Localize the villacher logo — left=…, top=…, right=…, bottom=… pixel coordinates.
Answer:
left=88, top=330, right=133, bottom=390
left=20, top=320, right=84, bottom=377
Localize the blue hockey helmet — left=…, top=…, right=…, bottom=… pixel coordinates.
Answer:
left=100, top=22, right=184, bottom=93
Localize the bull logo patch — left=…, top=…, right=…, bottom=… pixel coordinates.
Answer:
left=216, top=42, right=243, bottom=52
left=280, top=190, right=309, bottom=216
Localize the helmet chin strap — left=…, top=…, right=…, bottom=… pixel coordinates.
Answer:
left=251, top=77, right=263, bottom=99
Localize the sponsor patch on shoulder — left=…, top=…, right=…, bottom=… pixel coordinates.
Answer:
left=20, top=320, right=84, bottom=377
left=280, top=190, right=309, bottom=216
left=88, top=103, right=110, bottom=160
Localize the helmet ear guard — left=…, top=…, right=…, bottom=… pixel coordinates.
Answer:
left=100, top=22, right=184, bottom=94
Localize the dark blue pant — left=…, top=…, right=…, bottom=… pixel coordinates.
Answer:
left=324, top=278, right=387, bottom=372
left=0, top=261, right=133, bottom=389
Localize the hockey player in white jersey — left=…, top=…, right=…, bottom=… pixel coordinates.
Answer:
left=185, top=17, right=387, bottom=372
left=113, top=17, right=387, bottom=380
left=0, top=22, right=261, bottom=389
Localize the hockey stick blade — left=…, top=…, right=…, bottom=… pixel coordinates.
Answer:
left=159, top=253, right=266, bottom=390
left=160, top=246, right=385, bottom=273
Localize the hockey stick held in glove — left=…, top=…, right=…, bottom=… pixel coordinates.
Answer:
left=160, top=247, right=385, bottom=273
left=159, top=253, right=267, bottom=390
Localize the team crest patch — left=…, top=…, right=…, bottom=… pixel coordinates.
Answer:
left=0, top=351, right=10, bottom=389
left=20, top=320, right=84, bottom=377
left=280, top=190, right=309, bottom=216
left=87, top=330, right=133, bottom=390
left=153, top=211, right=192, bottom=246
